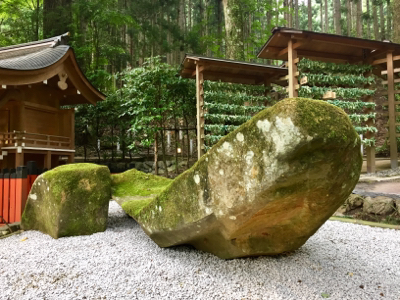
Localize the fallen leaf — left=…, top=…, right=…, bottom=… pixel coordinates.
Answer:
left=380, top=293, right=384, bottom=297
left=20, top=237, right=28, bottom=242
left=348, top=272, right=354, bottom=277
left=359, top=285, right=364, bottom=289
left=321, top=293, right=330, bottom=298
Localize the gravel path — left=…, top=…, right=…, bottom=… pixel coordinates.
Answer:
left=1, top=201, right=399, bottom=300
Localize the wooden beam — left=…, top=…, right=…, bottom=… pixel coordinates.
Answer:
left=381, top=90, right=400, bottom=95
left=203, top=71, right=264, bottom=85
left=288, top=39, right=299, bottom=97
left=381, top=78, right=400, bottom=85
left=381, top=68, right=400, bottom=75
left=372, top=57, right=387, bottom=65
left=196, top=64, right=205, bottom=159
left=384, top=123, right=400, bottom=127
left=382, top=101, right=400, bottom=106
left=296, top=49, right=362, bottom=62
left=381, top=112, right=400, bottom=116
left=386, top=51, right=398, bottom=169
left=279, top=71, right=299, bottom=81
left=278, top=41, right=304, bottom=57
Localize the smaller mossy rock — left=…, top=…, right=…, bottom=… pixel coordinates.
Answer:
left=21, top=163, right=111, bottom=238
left=344, top=194, right=364, bottom=212
left=111, top=169, right=172, bottom=210
left=395, top=199, right=400, bottom=214
left=126, top=98, right=362, bottom=259
left=363, top=196, right=394, bottom=215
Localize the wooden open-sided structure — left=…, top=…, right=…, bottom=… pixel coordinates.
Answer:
left=180, top=54, right=287, bottom=159
left=0, top=33, right=105, bottom=170
left=258, top=27, right=400, bottom=172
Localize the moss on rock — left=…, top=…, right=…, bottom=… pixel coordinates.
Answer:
left=21, top=163, right=111, bottom=238
left=111, top=169, right=172, bottom=218
left=120, top=98, right=363, bottom=259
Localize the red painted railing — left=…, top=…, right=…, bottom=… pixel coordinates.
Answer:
left=0, top=162, right=42, bottom=225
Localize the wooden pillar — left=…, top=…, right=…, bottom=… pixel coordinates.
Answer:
left=365, top=94, right=376, bottom=173
left=15, top=149, right=24, bottom=168
left=196, top=63, right=205, bottom=160
left=44, top=151, right=51, bottom=169
left=288, top=39, right=299, bottom=98
left=386, top=51, right=399, bottom=169
left=264, top=78, right=271, bottom=106
left=70, top=108, right=75, bottom=150
left=67, top=154, right=74, bottom=164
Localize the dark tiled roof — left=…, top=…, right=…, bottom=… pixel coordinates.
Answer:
left=0, top=45, right=69, bottom=70
left=0, top=33, right=70, bottom=71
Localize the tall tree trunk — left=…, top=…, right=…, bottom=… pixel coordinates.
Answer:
left=178, top=0, right=185, bottom=63
left=217, top=0, right=223, bottom=53
left=380, top=2, right=385, bottom=39
left=324, top=0, right=328, bottom=32
left=357, top=0, right=362, bottom=37
left=335, top=0, right=341, bottom=34
left=308, top=0, right=312, bottom=30
left=373, top=2, right=380, bottom=40
left=366, top=0, right=371, bottom=38
left=43, top=0, right=72, bottom=38
left=295, top=0, right=299, bottom=29
left=222, top=0, right=240, bottom=59
left=188, top=0, right=192, bottom=30
left=394, top=0, right=400, bottom=42
left=347, top=0, right=352, bottom=36
left=387, top=0, right=391, bottom=40
left=320, top=1, right=323, bottom=31
left=332, top=0, right=335, bottom=32
left=36, top=0, right=40, bottom=40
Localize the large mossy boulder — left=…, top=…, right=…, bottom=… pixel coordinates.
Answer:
left=119, top=98, right=362, bottom=259
left=21, top=163, right=111, bottom=238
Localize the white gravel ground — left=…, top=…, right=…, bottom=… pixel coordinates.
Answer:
left=1, top=201, right=399, bottom=300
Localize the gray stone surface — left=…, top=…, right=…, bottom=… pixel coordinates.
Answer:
left=125, top=98, right=362, bottom=259
left=363, top=196, right=394, bottom=215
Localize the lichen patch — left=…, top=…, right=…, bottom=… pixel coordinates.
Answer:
left=236, top=132, right=244, bottom=142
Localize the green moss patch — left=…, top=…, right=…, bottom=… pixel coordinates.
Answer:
left=111, top=169, right=172, bottom=198
left=21, top=163, right=111, bottom=238
left=121, top=197, right=154, bottom=218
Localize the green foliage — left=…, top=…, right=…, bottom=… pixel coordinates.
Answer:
left=119, top=56, right=196, bottom=151
left=204, top=124, right=239, bottom=135
left=301, top=73, right=375, bottom=86
left=298, top=58, right=377, bottom=147
left=204, top=102, right=267, bottom=115
left=203, top=81, right=271, bottom=148
left=297, top=58, right=374, bottom=75
left=299, top=86, right=376, bottom=99
left=326, top=100, right=376, bottom=112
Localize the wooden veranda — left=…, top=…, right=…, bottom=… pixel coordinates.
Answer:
left=258, top=27, right=400, bottom=172
left=180, top=54, right=288, bottom=159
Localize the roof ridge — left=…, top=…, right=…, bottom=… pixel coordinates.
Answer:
left=0, top=32, right=70, bottom=53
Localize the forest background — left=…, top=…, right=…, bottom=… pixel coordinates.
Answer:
left=0, top=0, right=399, bottom=174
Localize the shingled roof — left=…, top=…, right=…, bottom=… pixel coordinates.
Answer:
left=0, top=33, right=105, bottom=104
